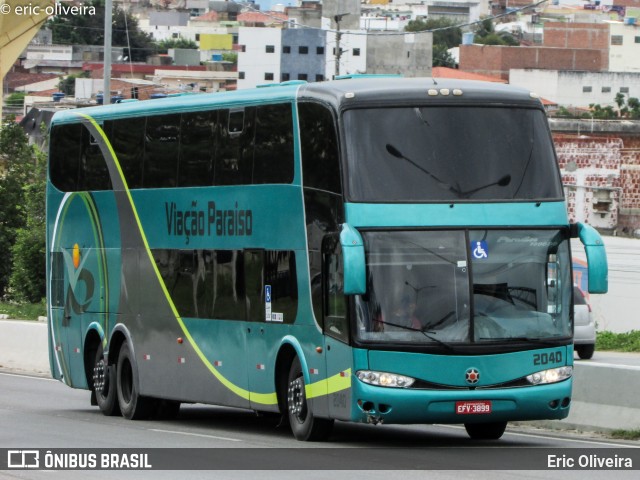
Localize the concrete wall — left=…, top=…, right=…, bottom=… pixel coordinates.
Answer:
left=366, top=33, right=432, bottom=77
left=322, top=0, right=361, bottom=30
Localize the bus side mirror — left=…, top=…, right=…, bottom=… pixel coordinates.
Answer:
left=576, top=222, right=608, bottom=294
left=340, top=224, right=366, bottom=295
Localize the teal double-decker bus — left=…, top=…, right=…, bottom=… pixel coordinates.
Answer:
left=47, top=77, right=608, bottom=441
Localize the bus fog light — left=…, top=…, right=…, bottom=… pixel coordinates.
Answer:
left=526, top=366, right=572, bottom=385
left=356, top=370, right=415, bottom=388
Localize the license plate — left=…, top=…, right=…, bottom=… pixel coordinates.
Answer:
left=455, top=400, right=492, bottom=415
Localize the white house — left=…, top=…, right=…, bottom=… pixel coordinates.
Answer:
left=608, top=21, right=640, bottom=74
left=509, top=69, right=640, bottom=108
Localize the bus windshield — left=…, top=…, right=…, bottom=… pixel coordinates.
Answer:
left=344, top=106, right=563, bottom=202
left=355, top=229, right=572, bottom=346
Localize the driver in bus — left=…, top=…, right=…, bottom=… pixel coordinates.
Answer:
left=393, top=294, right=421, bottom=330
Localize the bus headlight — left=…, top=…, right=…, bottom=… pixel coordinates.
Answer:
left=356, top=370, right=415, bottom=388
left=526, top=366, right=572, bottom=385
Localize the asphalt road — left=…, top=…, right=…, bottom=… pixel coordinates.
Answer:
left=1, top=372, right=639, bottom=480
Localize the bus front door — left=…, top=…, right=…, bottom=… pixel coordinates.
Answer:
left=323, top=235, right=353, bottom=421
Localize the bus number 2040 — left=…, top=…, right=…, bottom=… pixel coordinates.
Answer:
left=533, top=351, right=563, bottom=366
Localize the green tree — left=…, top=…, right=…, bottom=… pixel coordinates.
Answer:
left=4, top=92, right=26, bottom=109
left=405, top=18, right=462, bottom=49
left=58, top=71, right=91, bottom=96
left=406, top=18, right=462, bottom=69
left=10, top=146, right=46, bottom=303
left=46, top=0, right=154, bottom=61
left=154, top=38, right=198, bottom=54
left=588, top=103, right=616, bottom=119
left=432, top=44, right=456, bottom=68
left=474, top=18, right=519, bottom=46
left=0, top=118, right=36, bottom=297
left=627, top=97, right=640, bottom=119
left=222, top=52, right=238, bottom=64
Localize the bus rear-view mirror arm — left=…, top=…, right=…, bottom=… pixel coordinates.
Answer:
left=573, top=222, right=608, bottom=294
left=340, top=224, right=366, bottom=295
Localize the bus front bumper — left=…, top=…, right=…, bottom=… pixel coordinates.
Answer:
left=350, top=378, right=572, bottom=424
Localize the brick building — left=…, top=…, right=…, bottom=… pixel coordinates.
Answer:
left=460, top=22, right=610, bottom=80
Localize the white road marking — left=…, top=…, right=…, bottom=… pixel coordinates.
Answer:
left=0, top=371, right=56, bottom=381
left=576, top=361, right=640, bottom=371
left=437, top=424, right=637, bottom=448
left=150, top=428, right=242, bottom=442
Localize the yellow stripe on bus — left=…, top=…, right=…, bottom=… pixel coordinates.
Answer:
left=306, top=369, right=352, bottom=399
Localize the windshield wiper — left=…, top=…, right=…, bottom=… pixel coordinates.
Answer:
left=374, top=319, right=456, bottom=352
left=420, top=330, right=456, bottom=352
left=385, top=144, right=462, bottom=197
left=386, top=143, right=511, bottom=199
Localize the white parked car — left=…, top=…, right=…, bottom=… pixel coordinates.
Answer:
left=573, top=285, right=595, bottom=359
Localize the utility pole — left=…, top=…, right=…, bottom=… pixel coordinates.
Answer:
left=104, top=0, right=113, bottom=104
left=334, top=13, right=349, bottom=79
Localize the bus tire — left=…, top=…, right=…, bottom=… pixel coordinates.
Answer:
left=286, top=357, right=333, bottom=441
left=464, top=421, right=507, bottom=440
left=93, top=343, right=120, bottom=416
left=116, top=342, right=155, bottom=420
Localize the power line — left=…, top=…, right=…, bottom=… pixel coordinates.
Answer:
left=44, top=1, right=549, bottom=39
left=227, top=0, right=549, bottom=36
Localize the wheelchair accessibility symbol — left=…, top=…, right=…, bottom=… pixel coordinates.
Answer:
left=471, top=241, right=489, bottom=260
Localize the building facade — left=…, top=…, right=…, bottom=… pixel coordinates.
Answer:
left=281, top=29, right=327, bottom=83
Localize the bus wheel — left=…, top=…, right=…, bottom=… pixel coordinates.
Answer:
left=116, top=342, right=155, bottom=420
left=286, top=357, right=333, bottom=441
left=464, top=421, right=507, bottom=440
left=93, top=343, right=120, bottom=416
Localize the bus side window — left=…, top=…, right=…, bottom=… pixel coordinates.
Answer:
left=179, top=111, right=216, bottom=187
left=215, top=108, right=256, bottom=186
left=253, top=104, right=294, bottom=184
left=50, top=252, right=65, bottom=308
left=322, top=235, right=349, bottom=343
left=144, top=114, right=180, bottom=188
left=107, top=118, right=145, bottom=189
left=50, top=123, right=82, bottom=192
left=299, top=102, right=341, bottom=194
left=80, top=126, right=111, bottom=191
left=245, top=250, right=265, bottom=322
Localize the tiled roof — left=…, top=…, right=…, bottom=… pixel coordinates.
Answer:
left=613, top=0, right=639, bottom=7
left=192, top=11, right=219, bottom=22
left=431, top=67, right=506, bottom=83
left=5, top=72, right=59, bottom=89
left=28, top=88, right=60, bottom=97
left=237, top=11, right=288, bottom=24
